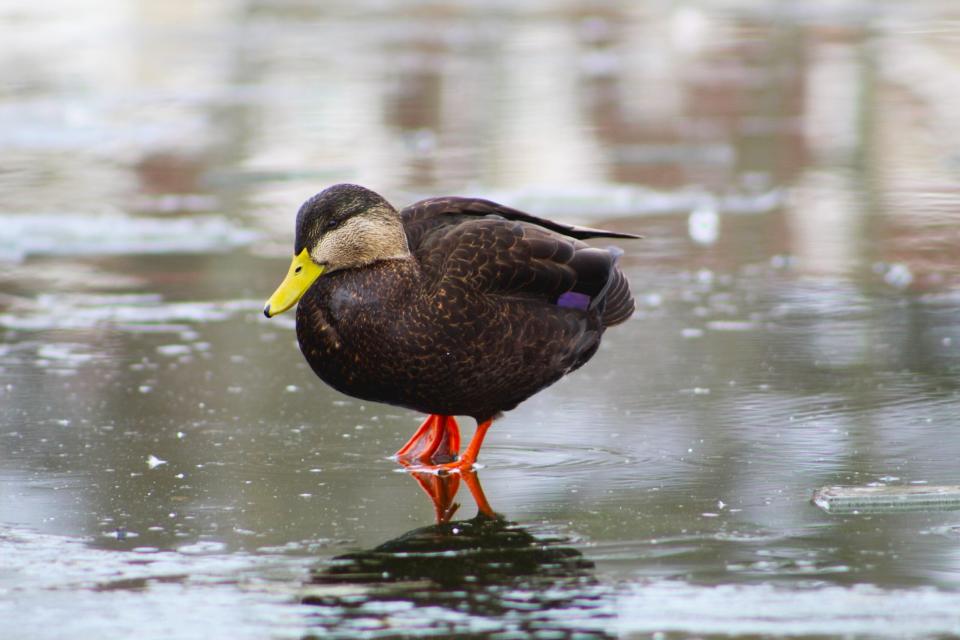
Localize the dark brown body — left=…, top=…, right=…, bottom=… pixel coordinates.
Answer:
left=295, top=196, right=635, bottom=422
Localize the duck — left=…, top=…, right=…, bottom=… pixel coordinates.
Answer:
left=263, top=184, right=637, bottom=472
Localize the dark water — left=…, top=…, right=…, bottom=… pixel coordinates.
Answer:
left=3, top=1, right=960, bottom=638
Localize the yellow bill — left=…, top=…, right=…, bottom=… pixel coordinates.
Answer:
left=263, top=249, right=326, bottom=318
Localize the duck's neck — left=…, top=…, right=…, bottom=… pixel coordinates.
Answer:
left=368, top=213, right=411, bottom=263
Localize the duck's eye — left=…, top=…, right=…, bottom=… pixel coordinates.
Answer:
left=323, top=218, right=341, bottom=232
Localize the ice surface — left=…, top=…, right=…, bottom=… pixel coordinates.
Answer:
left=0, top=295, right=262, bottom=333
left=0, top=526, right=309, bottom=640
left=0, top=213, right=257, bottom=263
left=616, top=580, right=960, bottom=637
left=813, top=485, right=960, bottom=513
left=450, top=184, right=784, bottom=220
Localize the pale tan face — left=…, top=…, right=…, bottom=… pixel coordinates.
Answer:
left=264, top=202, right=412, bottom=318
left=308, top=208, right=410, bottom=273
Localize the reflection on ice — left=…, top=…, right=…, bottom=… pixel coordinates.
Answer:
left=298, top=468, right=608, bottom=636
left=307, top=499, right=607, bottom=637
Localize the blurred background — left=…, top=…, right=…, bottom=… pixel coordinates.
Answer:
left=3, top=0, right=960, bottom=278
left=2, top=1, right=960, bottom=638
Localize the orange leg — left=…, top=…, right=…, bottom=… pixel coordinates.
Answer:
left=397, top=460, right=496, bottom=522
left=460, top=468, right=496, bottom=517
left=406, top=470, right=461, bottom=524
left=394, top=414, right=461, bottom=464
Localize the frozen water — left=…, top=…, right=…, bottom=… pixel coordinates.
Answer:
left=0, top=295, right=262, bottom=332
left=3, top=1, right=960, bottom=638
left=457, top=184, right=784, bottom=220
left=616, top=581, right=960, bottom=637
left=0, top=213, right=257, bottom=264
left=688, top=202, right=720, bottom=245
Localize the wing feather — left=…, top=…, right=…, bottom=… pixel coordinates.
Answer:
left=401, top=197, right=636, bottom=327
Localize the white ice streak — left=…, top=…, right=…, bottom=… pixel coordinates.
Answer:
left=0, top=525, right=310, bottom=637
left=454, top=184, right=784, bottom=221
left=0, top=213, right=257, bottom=263
left=616, top=580, right=960, bottom=637
left=0, top=294, right=263, bottom=332
left=156, top=344, right=193, bottom=357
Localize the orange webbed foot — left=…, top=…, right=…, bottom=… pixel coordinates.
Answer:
left=398, top=419, right=493, bottom=475
left=394, top=414, right=461, bottom=464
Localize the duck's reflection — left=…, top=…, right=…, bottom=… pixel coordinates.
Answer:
left=400, top=462, right=495, bottom=525
left=304, top=469, right=611, bottom=637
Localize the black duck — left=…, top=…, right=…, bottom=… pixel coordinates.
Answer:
left=264, top=184, right=637, bottom=471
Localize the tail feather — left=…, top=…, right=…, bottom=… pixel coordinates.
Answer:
left=599, top=268, right=635, bottom=327
left=564, top=244, right=635, bottom=327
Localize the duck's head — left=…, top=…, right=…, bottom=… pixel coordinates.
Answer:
left=263, top=184, right=410, bottom=318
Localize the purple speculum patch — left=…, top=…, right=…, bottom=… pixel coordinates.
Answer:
left=556, top=291, right=591, bottom=310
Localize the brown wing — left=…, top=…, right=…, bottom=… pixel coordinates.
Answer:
left=401, top=197, right=636, bottom=327
left=401, top=196, right=640, bottom=247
